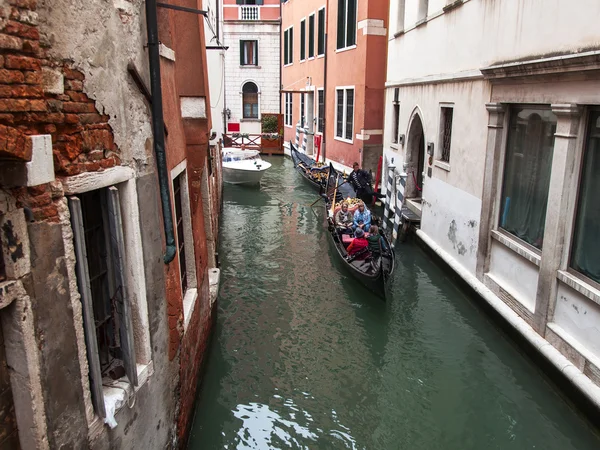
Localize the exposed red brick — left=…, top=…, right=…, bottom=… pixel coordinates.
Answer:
left=64, top=114, right=79, bottom=124
left=0, top=69, right=25, bottom=84
left=0, top=99, right=30, bottom=112
left=82, top=129, right=113, bottom=151
left=62, top=102, right=95, bottom=113
left=65, top=91, right=90, bottom=103
left=44, top=124, right=56, bottom=133
left=64, top=79, right=82, bottom=91
left=26, top=192, right=51, bottom=208
left=22, top=40, right=41, bottom=55
left=56, top=135, right=82, bottom=161
left=0, top=33, right=22, bottom=51
left=0, top=113, right=15, bottom=123
left=0, top=84, right=43, bottom=98
left=32, top=203, right=59, bottom=222
left=4, top=55, right=40, bottom=71
left=63, top=68, right=84, bottom=81
left=27, top=184, right=47, bottom=196
left=27, top=112, right=64, bottom=124
left=29, top=99, right=46, bottom=111
left=23, top=70, right=41, bottom=84
left=3, top=20, right=39, bottom=40
left=8, top=0, right=38, bottom=10
left=99, top=158, right=116, bottom=169
left=78, top=113, right=104, bottom=125
left=0, top=124, right=32, bottom=160
left=0, top=55, right=3, bottom=67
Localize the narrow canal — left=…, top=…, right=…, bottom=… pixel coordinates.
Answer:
left=188, top=157, right=599, bottom=449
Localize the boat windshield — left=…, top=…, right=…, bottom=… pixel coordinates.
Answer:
left=223, top=152, right=261, bottom=163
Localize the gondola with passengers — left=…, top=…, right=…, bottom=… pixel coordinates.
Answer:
left=322, top=163, right=395, bottom=300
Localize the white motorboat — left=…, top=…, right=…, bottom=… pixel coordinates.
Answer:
left=221, top=148, right=272, bottom=185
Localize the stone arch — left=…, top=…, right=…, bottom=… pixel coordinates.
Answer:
left=405, top=107, right=426, bottom=199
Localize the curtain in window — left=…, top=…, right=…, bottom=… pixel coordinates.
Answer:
left=499, top=106, right=557, bottom=249
left=241, top=41, right=256, bottom=65
left=571, top=111, right=600, bottom=283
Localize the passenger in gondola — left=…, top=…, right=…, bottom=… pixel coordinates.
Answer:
left=335, top=201, right=354, bottom=234
left=352, top=201, right=371, bottom=232
left=366, top=225, right=388, bottom=255
left=347, top=228, right=369, bottom=258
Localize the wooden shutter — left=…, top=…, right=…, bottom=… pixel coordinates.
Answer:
left=254, top=41, right=258, bottom=65
left=106, top=187, right=138, bottom=387
left=69, top=197, right=106, bottom=418
left=256, top=0, right=264, bottom=4
left=240, top=40, right=245, bottom=65
left=236, top=0, right=243, bottom=4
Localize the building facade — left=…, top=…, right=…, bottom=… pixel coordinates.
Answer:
left=384, top=0, right=600, bottom=397
left=223, top=0, right=280, bottom=137
left=0, top=0, right=220, bottom=448
left=281, top=0, right=389, bottom=172
left=203, top=0, right=226, bottom=144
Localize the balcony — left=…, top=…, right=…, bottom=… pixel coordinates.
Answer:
left=239, top=5, right=259, bottom=21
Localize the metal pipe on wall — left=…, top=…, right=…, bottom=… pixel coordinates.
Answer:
left=145, top=0, right=177, bottom=264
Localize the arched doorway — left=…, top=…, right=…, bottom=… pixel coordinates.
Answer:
left=405, top=113, right=425, bottom=199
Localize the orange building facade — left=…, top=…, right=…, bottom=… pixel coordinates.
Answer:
left=281, top=0, right=389, bottom=172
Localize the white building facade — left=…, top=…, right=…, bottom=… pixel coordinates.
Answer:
left=223, top=0, right=281, bottom=136
left=384, top=0, right=600, bottom=398
left=203, top=0, right=226, bottom=143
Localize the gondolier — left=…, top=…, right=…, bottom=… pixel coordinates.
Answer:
left=349, top=162, right=378, bottom=204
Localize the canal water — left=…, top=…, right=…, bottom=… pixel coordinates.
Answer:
left=188, top=156, right=599, bottom=449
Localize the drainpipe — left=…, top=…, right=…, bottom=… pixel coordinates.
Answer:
left=322, top=0, right=330, bottom=163
left=146, top=0, right=177, bottom=264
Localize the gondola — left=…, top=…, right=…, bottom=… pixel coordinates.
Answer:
left=323, top=164, right=395, bottom=300
left=290, top=141, right=329, bottom=191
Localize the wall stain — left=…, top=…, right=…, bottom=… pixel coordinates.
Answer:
left=2, top=220, right=24, bottom=262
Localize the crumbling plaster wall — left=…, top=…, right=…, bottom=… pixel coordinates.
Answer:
left=38, top=0, right=154, bottom=173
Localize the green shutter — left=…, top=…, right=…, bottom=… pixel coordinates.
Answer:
left=254, top=41, right=258, bottom=65
left=240, top=40, right=244, bottom=65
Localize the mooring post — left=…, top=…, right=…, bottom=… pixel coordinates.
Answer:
left=391, top=164, right=408, bottom=246
left=383, top=161, right=395, bottom=231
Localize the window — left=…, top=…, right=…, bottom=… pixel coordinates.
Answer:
left=397, top=0, right=406, bottom=33
left=236, top=0, right=263, bottom=4
left=300, top=93, right=305, bottom=127
left=242, top=82, right=259, bottom=119
left=308, top=14, right=315, bottom=58
left=317, top=89, right=324, bottom=133
left=499, top=106, right=557, bottom=249
left=284, top=93, right=293, bottom=126
left=571, top=110, right=600, bottom=284
left=439, top=106, right=453, bottom=162
left=240, top=40, right=258, bottom=66
left=283, top=27, right=293, bottom=65
left=337, top=0, right=357, bottom=50
left=300, top=19, right=306, bottom=61
left=69, top=187, right=138, bottom=418
left=417, top=0, right=429, bottom=22
left=317, top=8, right=326, bottom=56
left=173, top=173, right=187, bottom=293
left=392, top=88, right=400, bottom=144
left=335, top=87, right=354, bottom=141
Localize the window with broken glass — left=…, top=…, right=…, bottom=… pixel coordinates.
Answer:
left=69, top=187, right=138, bottom=418
left=439, top=106, right=453, bottom=163
left=173, top=172, right=188, bottom=293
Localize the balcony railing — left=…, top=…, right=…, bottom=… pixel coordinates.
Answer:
left=239, top=5, right=259, bottom=21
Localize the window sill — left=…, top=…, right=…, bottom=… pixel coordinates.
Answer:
left=491, top=229, right=541, bottom=267
left=415, top=18, right=427, bottom=28
left=283, top=63, right=293, bottom=67
left=390, top=143, right=399, bottom=150
left=308, top=56, right=315, bottom=61
left=334, top=136, right=354, bottom=144
left=393, top=29, right=405, bottom=39
left=240, top=65, right=262, bottom=69
left=182, top=288, right=198, bottom=331
left=284, top=124, right=294, bottom=129
left=89, top=361, right=154, bottom=435
left=434, top=160, right=451, bottom=172
left=317, top=54, right=325, bottom=59
left=300, top=59, right=306, bottom=63
left=557, top=270, right=600, bottom=307
left=443, top=0, right=464, bottom=13
left=240, top=118, right=260, bottom=122
left=335, top=45, right=357, bottom=54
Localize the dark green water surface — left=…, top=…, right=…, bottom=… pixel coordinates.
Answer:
left=188, top=157, right=599, bottom=449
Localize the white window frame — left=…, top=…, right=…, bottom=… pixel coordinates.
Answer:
left=299, top=17, right=306, bottom=62
left=283, top=26, right=294, bottom=66
left=334, top=86, right=355, bottom=144
left=316, top=88, right=324, bottom=134
left=284, top=92, right=293, bottom=127
left=240, top=39, right=258, bottom=66
left=170, top=159, right=198, bottom=331
left=300, top=92, right=306, bottom=127
left=436, top=103, right=454, bottom=170
left=308, top=11, right=316, bottom=60
left=336, top=0, right=357, bottom=52
left=317, top=6, right=326, bottom=58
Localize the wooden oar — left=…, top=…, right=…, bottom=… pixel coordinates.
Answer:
left=330, top=172, right=340, bottom=217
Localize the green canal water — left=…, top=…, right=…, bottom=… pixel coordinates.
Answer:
left=188, top=156, right=599, bottom=449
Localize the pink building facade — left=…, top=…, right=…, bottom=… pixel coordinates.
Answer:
left=281, top=0, right=389, bottom=172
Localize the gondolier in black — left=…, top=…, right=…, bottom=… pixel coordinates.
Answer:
left=349, top=162, right=376, bottom=204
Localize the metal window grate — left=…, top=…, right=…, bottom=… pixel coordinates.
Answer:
left=441, top=107, right=453, bottom=163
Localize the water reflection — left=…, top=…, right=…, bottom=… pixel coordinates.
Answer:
left=188, top=157, right=600, bottom=450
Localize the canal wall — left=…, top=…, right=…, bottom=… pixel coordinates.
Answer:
left=415, top=229, right=600, bottom=426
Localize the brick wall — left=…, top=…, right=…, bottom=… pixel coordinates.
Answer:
left=1, top=0, right=120, bottom=222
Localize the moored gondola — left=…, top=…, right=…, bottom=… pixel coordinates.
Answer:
left=290, top=142, right=329, bottom=191
left=323, top=164, right=395, bottom=300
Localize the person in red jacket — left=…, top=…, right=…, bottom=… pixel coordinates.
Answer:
left=347, top=228, right=369, bottom=259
